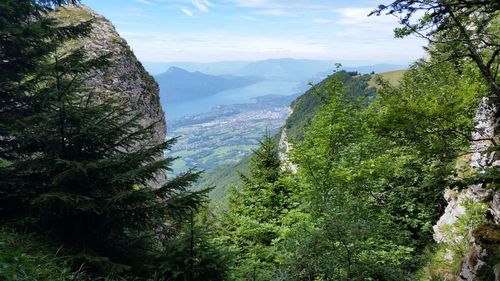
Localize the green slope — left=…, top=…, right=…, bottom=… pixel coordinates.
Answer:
left=285, top=70, right=376, bottom=142
left=368, top=69, right=406, bottom=88
left=196, top=158, right=250, bottom=203
left=199, top=70, right=405, bottom=203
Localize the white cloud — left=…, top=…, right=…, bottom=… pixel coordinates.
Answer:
left=126, top=7, right=146, bottom=17
left=120, top=30, right=332, bottom=62
left=136, top=0, right=154, bottom=5
left=191, top=0, right=212, bottom=12
left=180, top=7, right=193, bottom=16
left=255, top=9, right=295, bottom=16
left=230, top=0, right=332, bottom=11
left=336, top=8, right=397, bottom=29
left=313, top=18, right=333, bottom=24
left=329, top=7, right=405, bottom=42
left=232, top=0, right=269, bottom=8
left=110, top=3, right=426, bottom=64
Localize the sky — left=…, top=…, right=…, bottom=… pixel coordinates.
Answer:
left=81, top=0, right=427, bottom=65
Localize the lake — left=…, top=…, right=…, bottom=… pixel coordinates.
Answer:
left=163, top=80, right=301, bottom=120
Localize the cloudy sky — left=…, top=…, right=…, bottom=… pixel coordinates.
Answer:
left=81, top=0, right=426, bottom=65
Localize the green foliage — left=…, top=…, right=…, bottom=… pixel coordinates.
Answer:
left=282, top=75, right=414, bottom=280
left=246, top=130, right=281, bottom=184
left=285, top=71, right=376, bottom=142
left=371, top=0, right=499, bottom=96
left=206, top=45, right=486, bottom=280
left=0, top=1, right=226, bottom=279
left=0, top=228, right=86, bottom=281
left=212, top=2, right=495, bottom=280
left=212, top=2, right=498, bottom=277
left=154, top=212, right=229, bottom=281
left=213, top=133, right=293, bottom=281
left=275, top=57, right=481, bottom=280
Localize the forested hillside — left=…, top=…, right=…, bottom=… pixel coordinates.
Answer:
left=195, top=70, right=390, bottom=202
left=1, top=0, right=498, bottom=281
left=205, top=1, right=500, bottom=279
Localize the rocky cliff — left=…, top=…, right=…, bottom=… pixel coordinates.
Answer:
left=54, top=4, right=166, bottom=145
left=433, top=97, right=500, bottom=280
left=278, top=127, right=298, bottom=173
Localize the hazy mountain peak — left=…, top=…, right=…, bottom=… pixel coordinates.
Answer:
left=166, top=66, right=189, bottom=74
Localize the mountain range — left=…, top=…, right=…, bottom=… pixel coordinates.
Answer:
left=153, top=59, right=406, bottom=119
left=155, top=67, right=262, bottom=103
left=146, top=58, right=406, bottom=77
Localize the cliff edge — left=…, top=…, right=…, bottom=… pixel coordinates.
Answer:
left=54, top=4, right=166, bottom=145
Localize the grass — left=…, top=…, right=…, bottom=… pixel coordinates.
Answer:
left=0, top=229, right=86, bottom=281
left=368, top=69, right=407, bottom=88
left=55, top=6, right=94, bottom=24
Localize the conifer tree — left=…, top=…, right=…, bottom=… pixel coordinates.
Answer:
left=0, top=1, right=226, bottom=279
left=218, top=131, right=292, bottom=281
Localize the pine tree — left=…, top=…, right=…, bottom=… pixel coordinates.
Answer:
left=218, top=132, right=292, bottom=281
left=0, top=1, right=224, bottom=279
left=1, top=0, right=81, bottom=142
left=156, top=210, right=229, bottom=281
left=246, top=130, right=281, bottom=184
left=1, top=0, right=94, bottom=226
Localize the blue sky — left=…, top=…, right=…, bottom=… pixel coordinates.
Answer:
left=81, top=0, right=426, bottom=64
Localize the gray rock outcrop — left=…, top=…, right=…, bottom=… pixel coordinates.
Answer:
left=433, top=97, right=500, bottom=281
left=54, top=5, right=167, bottom=184
left=278, top=127, right=298, bottom=174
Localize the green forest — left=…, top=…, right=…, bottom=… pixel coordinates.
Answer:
left=0, top=0, right=499, bottom=281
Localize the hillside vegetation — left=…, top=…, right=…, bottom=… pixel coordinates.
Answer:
left=210, top=57, right=488, bottom=281
left=368, top=69, right=406, bottom=88
left=1, top=0, right=498, bottom=280
left=204, top=1, right=500, bottom=278
left=197, top=70, right=380, bottom=201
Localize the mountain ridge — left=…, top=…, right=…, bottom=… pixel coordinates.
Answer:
left=155, top=66, right=263, bottom=104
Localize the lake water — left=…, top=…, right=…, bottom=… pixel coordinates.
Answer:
left=163, top=80, right=300, bottom=120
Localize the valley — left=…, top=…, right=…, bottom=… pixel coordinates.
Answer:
left=167, top=94, right=296, bottom=173
left=5, top=1, right=499, bottom=280
left=151, top=61, right=408, bottom=177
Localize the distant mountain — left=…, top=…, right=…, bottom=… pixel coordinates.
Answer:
left=146, top=59, right=406, bottom=82
left=143, top=61, right=249, bottom=75
left=155, top=67, right=262, bottom=103
left=236, top=58, right=335, bottom=81
left=145, top=59, right=335, bottom=80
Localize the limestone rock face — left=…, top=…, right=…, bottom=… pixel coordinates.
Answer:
left=433, top=97, right=500, bottom=281
left=53, top=5, right=167, bottom=187
left=55, top=4, right=166, bottom=144
left=277, top=107, right=298, bottom=174
left=278, top=127, right=298, bottom=174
